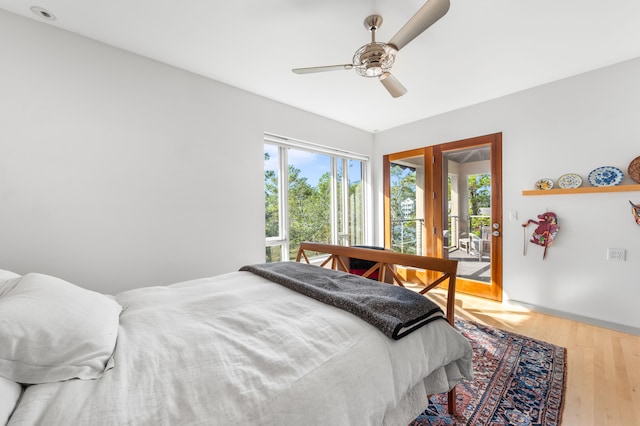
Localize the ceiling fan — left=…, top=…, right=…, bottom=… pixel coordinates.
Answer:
left=292, top=0, right=450, bottom=98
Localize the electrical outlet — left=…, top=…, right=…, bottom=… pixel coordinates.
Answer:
left=607, top=248, right=626, bottom=261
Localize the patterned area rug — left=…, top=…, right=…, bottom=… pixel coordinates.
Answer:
left=411, top=318, right=566, bottom=426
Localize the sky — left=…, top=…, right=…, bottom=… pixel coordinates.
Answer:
left=265, top=144, right=353, bottom=187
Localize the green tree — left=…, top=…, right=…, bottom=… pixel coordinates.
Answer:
left=468, top=174, right=491, bottom=215
left=264, top=153, right=279, bottom=239
left=389, top=164, right=418, bottom=254
left=288, top=169, right=331, bottom=258
left=265, top=155, right=364, bottom=260
left=468, top=174, right=491, bottom=234
left=390, top=165, right=416, bottom=220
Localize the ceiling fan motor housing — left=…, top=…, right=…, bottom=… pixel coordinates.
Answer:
left=353, top=43, right=396, bottom=77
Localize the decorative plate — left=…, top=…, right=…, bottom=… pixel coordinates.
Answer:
left=587, top=166, right=624, bottom=187
left=534, top=178, right=554, bottom=190
left=628, top=156, right=640, bottom=184
left=557, top=173, right=583, bottom=189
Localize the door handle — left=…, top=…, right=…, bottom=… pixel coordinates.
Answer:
left=492, top=230, right=500, bottom=237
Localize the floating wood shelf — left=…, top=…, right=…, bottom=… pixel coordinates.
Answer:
left=522, top=184, right=640, bottom=196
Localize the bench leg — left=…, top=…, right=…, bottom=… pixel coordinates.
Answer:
left=447, top=386, right=457, bottom=416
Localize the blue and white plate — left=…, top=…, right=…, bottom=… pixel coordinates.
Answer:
left=557, top=173, right=583, bottom=189
left=587, top=166, right=624, bottom=187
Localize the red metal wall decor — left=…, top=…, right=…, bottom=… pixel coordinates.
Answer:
left=630, top=201, right=640, bottom=226
left=522, top=212, right=559, bottom=259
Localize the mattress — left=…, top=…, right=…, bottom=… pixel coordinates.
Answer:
left=8, top=270, right=473, bottom=425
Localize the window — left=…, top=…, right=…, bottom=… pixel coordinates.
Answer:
left=264, top=134, right=368, bottom=262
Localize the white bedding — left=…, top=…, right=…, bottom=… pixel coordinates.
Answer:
left=8, top=271, right=473, bottom=425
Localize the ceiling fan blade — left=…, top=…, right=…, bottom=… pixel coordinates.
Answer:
left=292, top=64, right=354, bottom=74
left=379, top=72, right=407, bottom=98
left=388, top=0, right=450, bottom=51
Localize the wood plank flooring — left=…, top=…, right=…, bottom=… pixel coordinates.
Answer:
left=420, top=286, right=640, bottom=426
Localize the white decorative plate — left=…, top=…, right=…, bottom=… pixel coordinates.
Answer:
left=557, top=173, right=583, bottom=189
left=534, top=178, right=554, bottom=190
left=587, top=166, right=624, bottom=187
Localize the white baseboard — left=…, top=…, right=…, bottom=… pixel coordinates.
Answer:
left=508, top=299, right=640, bottom=336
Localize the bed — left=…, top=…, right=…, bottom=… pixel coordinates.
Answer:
left=1, top=243, right=473, bottom=425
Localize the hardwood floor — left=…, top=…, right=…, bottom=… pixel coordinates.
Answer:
left=420, top=286, right=640, bottom=426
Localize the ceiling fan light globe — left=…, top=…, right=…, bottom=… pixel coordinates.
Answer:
left=366, top=67, right=382, bottom=77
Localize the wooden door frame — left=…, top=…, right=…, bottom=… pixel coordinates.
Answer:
left=436, top=133, right=502, bottom=301
left=383, top=133, right=503, bottom=301
left=384, top=147, right=434, bottom=256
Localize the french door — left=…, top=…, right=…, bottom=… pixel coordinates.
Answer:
left=383, top=133, right=503, bottom=301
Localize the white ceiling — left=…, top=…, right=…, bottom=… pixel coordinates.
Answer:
left=2, top=0, right=640, bottom=132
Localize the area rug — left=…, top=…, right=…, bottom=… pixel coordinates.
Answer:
left=411, top=318, right=566, bottom=426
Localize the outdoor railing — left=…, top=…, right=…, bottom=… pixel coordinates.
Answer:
left=391, top=218, right=424, bottom=255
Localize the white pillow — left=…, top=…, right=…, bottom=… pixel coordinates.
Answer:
left=0, top=269, right=20, bottom=280
left=0, top=273, right=122, bottom=384
left=0, top=376, right=22, bottom=425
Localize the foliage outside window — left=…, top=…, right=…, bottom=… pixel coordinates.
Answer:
left=467, top=174, right=491, bottom=235
left=264, top=139, right=366, bottom=262
left=389, top=164, right=420, bottom=255
left=388, top=167, right=491, bottom=253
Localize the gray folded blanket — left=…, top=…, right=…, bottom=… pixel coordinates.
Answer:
left=239, top=262, right=444, bottom=340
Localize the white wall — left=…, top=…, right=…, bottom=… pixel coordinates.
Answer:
left=0, top=10, right=372, bottom=294
left=373, top=58, right=640, bottom=331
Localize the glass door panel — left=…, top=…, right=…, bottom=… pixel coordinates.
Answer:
left=389, top=155, right=425, bottom=255
left=438, top=134, right=502, bottom=302
left=443, top=146, right=492, bottom=284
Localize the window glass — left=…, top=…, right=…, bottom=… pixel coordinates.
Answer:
left=389, top=161, right=421, bottom=254
left=265, top=245, right=282, bottom=263
left=264, top=140, right=367, bottom=261
left=287, top=149, right=331, bottom=258
left=347, top=159, right=364, bottom=246
left=264, top=144, right=280, bottom=239
left=467, top=173, right=491, bottom=237
left=337, top=159, right=344, bottom=244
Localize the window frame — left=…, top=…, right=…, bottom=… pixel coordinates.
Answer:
left=264, top=133, right=370, bottom=261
